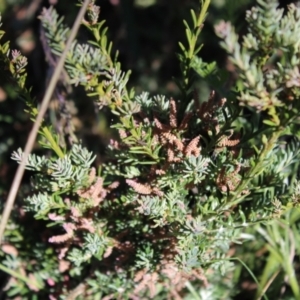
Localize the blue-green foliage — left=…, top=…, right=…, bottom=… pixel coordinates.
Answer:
left=2, top=0, right=300, bottom=299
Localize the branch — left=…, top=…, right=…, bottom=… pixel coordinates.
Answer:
left=0, top=0, right=92, bottom=243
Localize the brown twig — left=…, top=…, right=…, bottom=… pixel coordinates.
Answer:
left=0, top=0, right=92, bottom=243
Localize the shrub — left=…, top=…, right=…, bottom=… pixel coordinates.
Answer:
left=1, top=0, right=300, bottom=299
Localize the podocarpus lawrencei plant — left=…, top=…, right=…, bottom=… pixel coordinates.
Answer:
left=1, top=0, right=300, bottom=298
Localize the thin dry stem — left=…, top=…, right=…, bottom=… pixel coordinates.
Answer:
left=0, top=0, right=92, bottom=243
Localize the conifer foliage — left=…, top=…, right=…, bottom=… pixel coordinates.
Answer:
left=1, top=0, right=300, bottom=298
